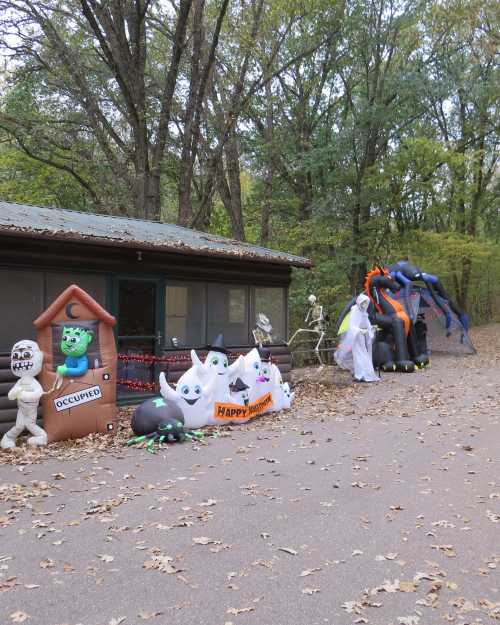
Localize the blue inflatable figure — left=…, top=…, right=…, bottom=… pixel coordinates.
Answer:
left=56, top=327, right=93, bottom=377
left=389, top=260, right=470, bottom=334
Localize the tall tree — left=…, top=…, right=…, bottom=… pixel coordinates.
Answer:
left=0, top=0, right=228, bottom=219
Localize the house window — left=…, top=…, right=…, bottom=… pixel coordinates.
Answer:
left=45, top=272, right=105, bottom=308
left=207, top=284, right=248, bottom=345
left=253, top=287, right=286, bottom=342
left=164, top=282, right=286, bottom=348
left=165, top=282, right=206, bottom=347
left=0, top=269, right=44, bottom=350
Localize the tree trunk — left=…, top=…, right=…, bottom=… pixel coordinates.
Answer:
left=260, top=80, right=274, bottom=245
left=214, top=132, right=245, bottom=241
left=178, top=0, right=205, bottom=226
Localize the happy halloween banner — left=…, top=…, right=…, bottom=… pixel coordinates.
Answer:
left=214, top=393, right=273, bottom=421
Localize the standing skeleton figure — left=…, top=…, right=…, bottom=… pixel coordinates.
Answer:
left=287, top=295, right=328, bottom=365
left=1, top=340, right=47, bottom=449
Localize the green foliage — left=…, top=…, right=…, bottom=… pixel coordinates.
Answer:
left=0, top=143, right=90, bottom=210
left=0, top=0, right=498, bottom=328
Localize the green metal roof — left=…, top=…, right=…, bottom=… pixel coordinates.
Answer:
left=0, top=201, right=312, bottom=268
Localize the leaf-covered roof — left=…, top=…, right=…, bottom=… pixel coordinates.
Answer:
left=0, top=201, right=312, bottom=268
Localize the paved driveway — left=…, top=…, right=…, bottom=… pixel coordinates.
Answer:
left=1, top=325, right=499, bottom=625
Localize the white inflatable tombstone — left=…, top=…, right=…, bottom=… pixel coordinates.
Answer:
left=191, top=334, right=243, bottom=403
left=159, top=366, right=217, bottom=429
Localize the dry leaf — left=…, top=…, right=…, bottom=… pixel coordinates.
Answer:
left=39, top=559, right=55, bottom=569
left=192, top=537, right=213, bottom=545
left=300, top=568, right=321, bottom=577
left=109, top=618, right=126, bottom=625
left=99, top=554, right=115, bottom=563
left=226, top=607, right=255, bottom=615
left=302, top=587, right=320, bottom=595
left=398, top=581, right=417, bottom=593
left=143, top=554, right=178, bottom=574
left=0, top=577, right=17, bottom=591
left=10, top=612, right=29, bottom=623
left=398, top=617, right=419, bottom=625
left=278, top=547, right=297, bottom=555
left=138, top=611, right=163, bottom=620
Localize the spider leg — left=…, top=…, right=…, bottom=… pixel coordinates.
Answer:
left=126, top=435, right=147, bottom=446
left=146, top=433, right=161, bottom=453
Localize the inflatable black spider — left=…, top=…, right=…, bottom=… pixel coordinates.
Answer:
left=127, top=397, right=203, bottom=453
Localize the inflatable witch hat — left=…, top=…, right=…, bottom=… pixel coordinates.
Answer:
left=205, top=333, right=229, bottom=354
left=229, top=377, right=250, bottom=393
left=258, top=346, right=272, bottom=362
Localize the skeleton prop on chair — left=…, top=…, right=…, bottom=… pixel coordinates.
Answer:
left=252, top=313, right=273, bottom=346
left=1, top=340, right=48, bottom=449
left=287, top=294, right=329, bottom=365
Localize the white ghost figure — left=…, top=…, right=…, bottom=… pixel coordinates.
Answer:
left=191, top=349, right=243, bottom=404
left=334, top=293, right=379, bottom=382
left=229, top=377, right=250, bottom=407
left=159, top=366, right=217, bottom=429
left=241, top=348, right=266, bottom=402
left=267, top=363, right=284, bottom=412
left=268, top=364, right=294, bottom=412
left=257, top=356, right=274, bottom=406
left=1, top=340, right=47, bottom=449
left=282, top=382, right=295, bottom=409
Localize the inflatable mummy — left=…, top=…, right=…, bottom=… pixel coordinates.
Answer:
left=1, top=340, right=48, bottom=449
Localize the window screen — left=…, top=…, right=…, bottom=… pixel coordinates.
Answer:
left=165, top=282, right=206, bottom=347
left=45, top=272, right=106, bottom=307
left=254, top=287, right=286, bottom=341
left=207, top=284, right=248, bottom=345
left=118, top=280, right=156, bottom=336
left=0, top=269, right=44, bottom=351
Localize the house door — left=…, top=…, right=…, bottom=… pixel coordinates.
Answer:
left=113, top=277, right=164, bottom=395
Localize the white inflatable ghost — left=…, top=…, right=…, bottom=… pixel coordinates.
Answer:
left=229, top=377, right=250, bottom=407
left=159, top=367, right=217, bottom=429
left=282, top=382, right=294, bottom=409
left=241, top=348, right=267, bottom=403
left=334, top=293, right=379, bottom=382
left=191, top=349, right=243, bottom=404
left=268, top=363, right=295, bottom=412
left=257, top=355, right=274, bottom=408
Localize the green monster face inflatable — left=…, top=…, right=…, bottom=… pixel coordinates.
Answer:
left=61, top=327, right=93, bottom=357
left=56, top=327, right=93, bottom=377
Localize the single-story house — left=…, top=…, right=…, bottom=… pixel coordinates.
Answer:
left=0, top=201, right=311, bottom=431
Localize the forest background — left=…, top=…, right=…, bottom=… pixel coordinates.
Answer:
left=0, top=0, right=498, bottom=331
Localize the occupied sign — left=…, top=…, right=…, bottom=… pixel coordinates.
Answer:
left=54, top=385, right=103, bottom=412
